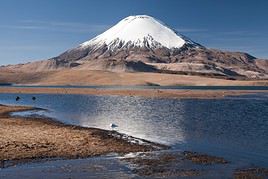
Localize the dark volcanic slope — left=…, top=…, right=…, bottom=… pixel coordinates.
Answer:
left=3, top=45, right=266, bottom=79
left=53, top=44, right=267, bottom=78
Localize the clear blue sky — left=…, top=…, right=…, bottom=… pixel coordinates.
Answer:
left=1, top=0, right=268, bottom=65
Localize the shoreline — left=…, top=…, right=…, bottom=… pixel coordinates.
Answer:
left=1, top=104, right=267, bottom=178
left=0, top=87, right=267, bottom=99
left=0, top=104, right=164, bottom=165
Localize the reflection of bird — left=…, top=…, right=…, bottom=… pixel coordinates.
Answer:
left=110, top=123, right=118, bottom=128
left=32, top=96, right=36, bottom=101
left=16, top=96, right=20, bottom=101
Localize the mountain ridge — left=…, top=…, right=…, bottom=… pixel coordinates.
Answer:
left=1, top=15, right=268, bottom=80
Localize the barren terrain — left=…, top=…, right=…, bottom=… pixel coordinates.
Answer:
left=0, top=87, right=266, bottom=99
left=0, top=70, right=268, bottom=86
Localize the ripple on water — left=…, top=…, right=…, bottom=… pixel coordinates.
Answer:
left=1, top=93, right=268, bottom=167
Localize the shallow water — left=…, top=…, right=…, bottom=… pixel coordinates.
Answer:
left=0, top=150, right=245, bottom=179
left=0, top=92, right=268, bottom=178
left=0, top=155, right=135, bottom=179
left=0, top=93, right=267, bottom=165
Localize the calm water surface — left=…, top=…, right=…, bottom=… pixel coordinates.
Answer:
left=0, top=92, right=267, bottom=175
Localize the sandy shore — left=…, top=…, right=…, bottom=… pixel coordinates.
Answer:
left=0, top=87, right=267, bottom=99
left=0, top=104, right=162, bottom=163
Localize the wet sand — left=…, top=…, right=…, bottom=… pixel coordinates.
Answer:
left=233, top=168, right=268, bottom=179
left=0, top=104, right=162, bottom=164
left=123, top=152, right=268, bottom=178
left=122, top=151, right=229, bottom=177
left=0, top=87, right=267, bottom=99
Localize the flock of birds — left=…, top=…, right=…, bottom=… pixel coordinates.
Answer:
left=15, top=96, right=36, bottom=101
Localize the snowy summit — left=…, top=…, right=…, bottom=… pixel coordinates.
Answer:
left=81, top=15, right=198, bottom=50
left=4, top=15, right=267, bottom=80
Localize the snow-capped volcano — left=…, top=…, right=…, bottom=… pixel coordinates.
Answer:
left=80, top=15, right=200, bottom=50
left=2, top=15, right=268, bottom=79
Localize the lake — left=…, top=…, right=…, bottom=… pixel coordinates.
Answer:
left=0, top=92, right=267, bottom=178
